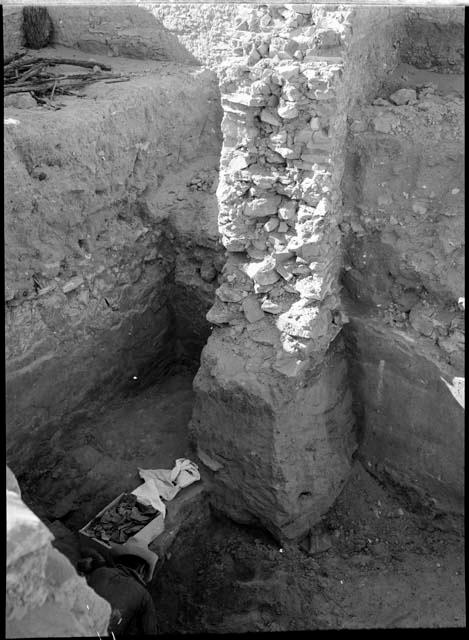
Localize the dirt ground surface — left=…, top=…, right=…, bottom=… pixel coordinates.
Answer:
left=5, top=43, right=221, bottom=474
left=20, top=372, right=195, bottom=535
left=17, top=372, right=465, bottom=632
left=152, top=461, right=465, bottom=631
left=16, top=368, right=465, bottom=631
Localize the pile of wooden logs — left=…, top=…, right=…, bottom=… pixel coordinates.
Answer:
left=4, top=52, right=129, bottom=104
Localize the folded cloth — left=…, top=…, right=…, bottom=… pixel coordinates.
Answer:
left=170, top=458, right=201, bottom=489
left=137, top=458, right=201, bottom=505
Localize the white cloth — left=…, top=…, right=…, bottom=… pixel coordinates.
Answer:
left=170, top=458, right=201, bottom=489
left=131, top=479, right=167, bottom=518
left=134, top=458, right=200, bottom=516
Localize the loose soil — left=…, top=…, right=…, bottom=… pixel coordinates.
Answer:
left=19, top=373, right=465, bottom=631
left=152, top=461, right=465, bottom=631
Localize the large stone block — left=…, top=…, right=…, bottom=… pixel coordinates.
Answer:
left=192, top=333, right=355, bottom=540
left=6, top=468, right=111, bottom=637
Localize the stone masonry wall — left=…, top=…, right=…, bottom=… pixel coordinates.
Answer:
left=190, top=4, right=405, bottom=541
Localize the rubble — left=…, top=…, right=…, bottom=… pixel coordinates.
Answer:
left=389, top=88, right=417, bottom=105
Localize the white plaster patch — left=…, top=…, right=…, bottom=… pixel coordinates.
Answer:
left=440, top=376, right=464, bottom=409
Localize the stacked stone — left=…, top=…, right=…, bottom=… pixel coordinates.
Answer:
left=192, top=4, right=360, bottom=541
left=207, top=4, right=353, bottom=378
left=150, top=3, right=351, bottom=74
left=229, top=3, right=351, bottom=65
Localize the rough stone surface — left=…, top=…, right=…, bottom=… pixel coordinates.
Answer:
left=149, top=2, right=244, bottom=70
left=6, top=466, right=111, bottom=638
left=389, top=88, right=417, bottom=105
left=191, top=4, right=408, bottom=540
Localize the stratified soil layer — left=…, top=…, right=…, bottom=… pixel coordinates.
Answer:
left=5, top=46, right=223, bottom=479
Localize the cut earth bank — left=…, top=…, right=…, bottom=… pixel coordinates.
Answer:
left=5, top=2, right=465, bottom=635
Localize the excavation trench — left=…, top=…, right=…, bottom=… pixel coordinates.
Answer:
left=5, top=47, right=224, bottom=527
left=5, top=3, right=465, bottom=635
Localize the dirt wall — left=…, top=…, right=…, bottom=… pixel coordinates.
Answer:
left=3, top=6, right=24, bottom=57
left=5, top=54, right=223, bottom=478
left=400, top=7, right=464, bottom=73
left=47, top=4, right=198, bottom=63
left=341, top=8, right=464, bottom=511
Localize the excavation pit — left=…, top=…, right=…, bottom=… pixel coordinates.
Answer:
left=5, top=3, right=464, bottom=636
